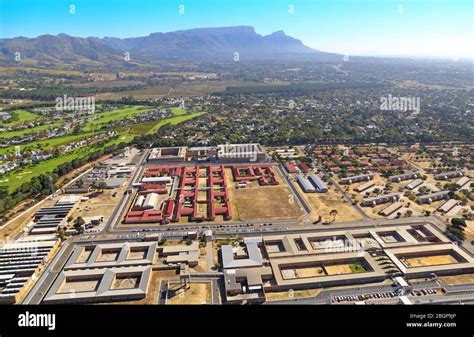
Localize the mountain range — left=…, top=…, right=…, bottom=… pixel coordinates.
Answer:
left=0, top=26, right=341, bottom=67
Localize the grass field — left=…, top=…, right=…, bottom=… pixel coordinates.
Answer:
left=145, top=111, right=206, bottom=135
left=0, top=132, right=94, bottom=155
left=0, top=121, right=62, bottom=140
left=0, top=109, right=39, bottom=127
left=0, top=106, right=207, bottom=193
left=0, top=143, right=104, bottom=192
left=81, top=106, right=152, bottom=131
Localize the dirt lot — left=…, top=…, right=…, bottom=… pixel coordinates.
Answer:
left=294, top=181, right=363, bottom=222
left=402, top=254, right=458, bottom=267
left=439, top=273, right=474, bottom=286
left=111, top=275, right=140, bottom=290
left=166, top=282, right=212, bottom=305
left=0, top=197, right=56, bottom=240
left=118, top=269, right=179, bottom=305
left=68, top=186, right=126, bottom=227
left=58, top=279, right=100, bottom=293
left=294, top=266, right=326, bottom=278
left=265, top=288, right=320, bottom=302
left=465, top=221, right=474, bottom=241
left=324, top=264, right=354, bottom=275
left=225, top=168, right=304, bottom=221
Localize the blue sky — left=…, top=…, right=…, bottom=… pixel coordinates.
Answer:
left=0, top=0, right=473, bottom=58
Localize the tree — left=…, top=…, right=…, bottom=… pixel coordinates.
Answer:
left=74, top=216, right=85, bottom=234
left=330, top=209, right=338, bottom=222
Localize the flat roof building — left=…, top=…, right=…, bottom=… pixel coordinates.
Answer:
left=148, top=147, right=187, bottom=164
left=438, top=199, right=458, bottom=213
left=418, top=191, right=450, bottom=204
left=340, top=173, right=374, bottom=185
left=355, top=180, right=375, bottom=192
left=379, top=202, right=404, bottom=216
left=405, top=179, right=423, bottom=190
left=435, top=170, right=463, bottom=181
left=389, top=172, right=419, bottom=183
left=221, top=239, right=263, bottom=269
left=361, top=193, right=400, bottom=207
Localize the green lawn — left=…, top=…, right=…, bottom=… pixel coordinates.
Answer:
left=0, top=133, right=95, bottom=156
left=0, top=109, right=39, bottom=127
left=0, top=144, right=101, bottom=192
left=349, top=263, right=367, bottom=273
left=81, top=106, right=152, bottom=131
left=170, top=107, right=187, bottom=115
left=0, top=121, right=62, bottom=140
left=146, top=111, right=207, bottom=135
left=0, top=108, right=207, bottom=193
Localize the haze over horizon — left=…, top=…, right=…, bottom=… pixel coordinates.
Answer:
left=0, top=0, right=473, bottom=59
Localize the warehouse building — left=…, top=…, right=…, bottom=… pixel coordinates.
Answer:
left=418, top=191, right=450, bottom=204
left=355, top=180, right=375, bottom=192
left=405, top=179, right=423, bottom=190
left=142, top=193, right=159, bottom=210
left=389, top=172, right=419, bottom=183
left=455, top=176, right=470, bottom=189
left=435, top=170, right=463, bottom=181
left=308, top=175, right=328, bottom=192
left=438, top=199, right=459, bottom=213
left=296, top=175, right=316, bottom=193
left=379, top=202, right=404, bottom=216
left=361, top=193, right=400, bottom=207
left=340, top=173, right=374, bottom=185
left=0, top=240, right=60, bottom=304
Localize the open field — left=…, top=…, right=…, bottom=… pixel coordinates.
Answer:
left=111, top=275, right=141, bottom=290
left=166, top=282, right=212, bottom=305
left=81, top=106, right=151, bottom=131
left=439, top=273, right=474, bottom=286
left=402, top=254, right=458, bottom=268
left=145, top=111, right=207, bottom=135
left=295, top=266, right=326, bottom=278
left=325, top=264, right=354, bottom=275
left=294, top=181, right=363, bottom=222
left=265, top=288, right=320, bottom=302
left=224, top=167, right=304, bottom=221
left=116, top=270, right=178, bottom=305
left=94, top=80, right=288, bottom=99
left=58, top=279, right=100, bottom=293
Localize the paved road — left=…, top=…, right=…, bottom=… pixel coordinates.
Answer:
left=22, top=239, right=76, bottom=304
left=101, top=149, right=149, bottom=234
left=206, top=241, right=214, bottom=272
left=267, top=279, right=474, bottom=305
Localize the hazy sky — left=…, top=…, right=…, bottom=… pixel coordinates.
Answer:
left=0, top=0, right=473, bottom=58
